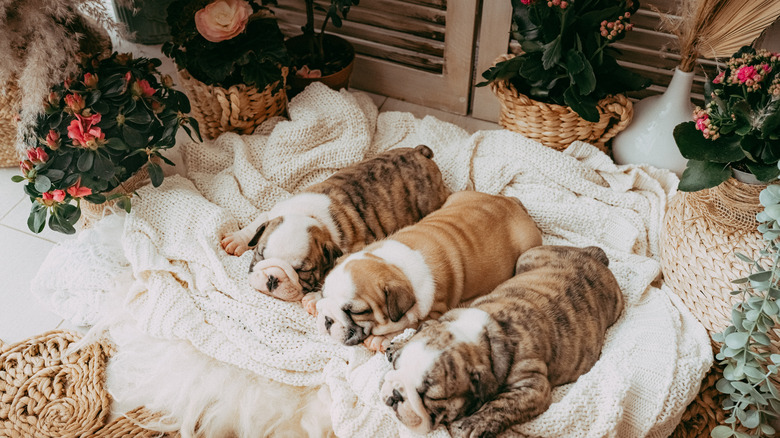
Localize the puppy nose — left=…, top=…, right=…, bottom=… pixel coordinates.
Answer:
left=324, top=316, right=333, bottom=331
left=266, top=275, right=279, bottom=291
left=386, top=389, right=404, bottom=409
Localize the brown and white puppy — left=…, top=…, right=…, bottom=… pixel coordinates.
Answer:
left=380, top=245, right=625, bottom=437
left=315, top=191, right=543, bottom=351
left=221, top=145, right=450, bottom=308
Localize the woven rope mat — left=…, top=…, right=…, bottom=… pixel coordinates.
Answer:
left=0, top=331, right=177, bottom=438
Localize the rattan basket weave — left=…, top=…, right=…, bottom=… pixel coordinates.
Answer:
left=489, top=54, right=633, bottom=153
left=76, top=164, right=151, bottom=231
left=177, top=68, right=288, bottom=140
left=0, top=80, right=21, bottom=168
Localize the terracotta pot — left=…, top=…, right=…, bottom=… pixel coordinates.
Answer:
left=286, top=34, right=355, bottom=97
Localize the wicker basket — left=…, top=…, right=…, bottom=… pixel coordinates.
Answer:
left=489, top=54, right=633, bottom=153
left=76, top=164, right=151, bottom=230
left=177, top=68, right=288, bottom=140
left=661, top=178, right=780, bottom=435
left=0, top=80, right=21, bottom=167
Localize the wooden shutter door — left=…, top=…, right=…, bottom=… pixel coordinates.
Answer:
left=272, top=0, right=479, bottom=114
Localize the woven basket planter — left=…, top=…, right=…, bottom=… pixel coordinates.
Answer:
left=0, top=80, right=21, bottom=168
left=76, top=164, right=151, bottom=231
left=661, top=178, right=780, bottom=436
left=177, top=68, right=288, bottom=140
left=489, top=54, right=633, bottom=153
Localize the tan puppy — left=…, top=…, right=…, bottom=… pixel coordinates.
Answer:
left=315, top=191, right=543, bottom=351
left=381, top=245, right=625, bottom=437
left=220, top=146, right=450, bottom=309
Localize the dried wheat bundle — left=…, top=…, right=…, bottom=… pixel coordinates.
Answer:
left=0, top=0, right=114, bottom=151
left=658, top=0, right=780, bottom=72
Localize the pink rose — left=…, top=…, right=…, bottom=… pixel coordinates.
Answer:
left=67, top=113, right=104, bottom=149
left=26, top=147, right=48, bottom=164
left=195, top=0, right=253, bottom=43
left=66, top=179, right=92, bottom=198
left=132, top=79, right=156, bottom=98
left=64, top=93, right=85, bottom=113
left=736, top=65, right=758, bottom=84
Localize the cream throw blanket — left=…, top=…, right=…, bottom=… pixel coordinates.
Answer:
left=34, top=83, right=712, bottom=437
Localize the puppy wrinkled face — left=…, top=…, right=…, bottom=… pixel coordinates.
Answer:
left=316, top=255, right=417, bottom=346
left=247, top=215, right=342, bottom=301
left=381, top=309, right=493, bottom=434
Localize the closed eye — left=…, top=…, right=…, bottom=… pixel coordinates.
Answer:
left=348, top=309, right=371, bottom=315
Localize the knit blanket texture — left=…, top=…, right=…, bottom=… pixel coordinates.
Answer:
left=33, top=83, right=712, bottom=437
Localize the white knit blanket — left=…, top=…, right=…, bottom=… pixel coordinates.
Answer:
left=34, top=83, right=712, bottom=437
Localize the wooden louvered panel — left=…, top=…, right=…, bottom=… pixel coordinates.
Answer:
left=271, top=0, right=478, bottom=113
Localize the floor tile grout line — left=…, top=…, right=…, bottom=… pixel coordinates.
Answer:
left=0, top=197, right=25, bottom=223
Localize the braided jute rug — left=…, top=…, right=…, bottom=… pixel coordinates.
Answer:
left=0, top=330, right=178, bottom=438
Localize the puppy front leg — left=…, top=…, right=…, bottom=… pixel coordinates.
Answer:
left=363, top=331, right=403, bottom=353
left=450, top=359, right=552, bottom=438
left=221, top=215, right=266, bottom=256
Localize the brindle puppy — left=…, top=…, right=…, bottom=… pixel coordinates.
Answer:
left=221, top=145, right=451, bottom=310
left=381, top=245, right=624, bottom=438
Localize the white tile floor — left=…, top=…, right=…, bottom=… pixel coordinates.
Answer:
left=0, top=87, right=498, bottom=347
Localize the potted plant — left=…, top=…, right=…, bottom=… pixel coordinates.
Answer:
left=673, top=47, right=780, bottom=192
left=11, top=52, right=200, bottom=234
left=0, top=0, right=113, bottom=166
left=162, top=0, right=291, bottom=139
left=111, top=0, right=176, bottom=45
left=279, top=0, right=359, bottom=96
left=476, top=0, right=650, bottom=152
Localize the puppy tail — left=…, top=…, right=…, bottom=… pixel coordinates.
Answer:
left=583, top=246, right=609, bottom=267
left=414, top=144, right=434, bottom=159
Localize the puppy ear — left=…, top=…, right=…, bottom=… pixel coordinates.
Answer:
left=414, top=144, right=434, bottom=159
left=322, top=241, right=343, bottom=269
left=247, top=222, right=269, bottom=247
left=484, top=319, right=512, bottom=385
left=384, top=283, right=416, bottom=323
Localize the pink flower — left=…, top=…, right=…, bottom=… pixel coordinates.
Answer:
left=520, top=0, right=534, bottom=4
left=195, top=0, right=253, bottom=43
left=66, top=179, right=92, bottom=198
left=64, top=93, right=85, bottom=113
left=19, top=160, right=33, bottom=175
left=132, top=79, right=156, bottom=98
left=67, top=113, right=104, bottom=149
left=46, top=130, right=61, bottom=149
left=736, top=65, right=758, bottom=84
left=42, top=190, right=66, bottom=203
left=26, top=147, right=48, bottom=164
left=295, top=65, right=322, bottom=79
left=712, top=71, right=725, bottom=84
left=124, top=71, right=133, bottom=83
left=83, top=73, right=99, bottom=88
left=695, top=114, right=709, bottom=132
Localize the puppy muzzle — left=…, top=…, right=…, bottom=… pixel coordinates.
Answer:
left=248, top=258, right=304, bottom=302
left=381, top=371, right=433, bottom=434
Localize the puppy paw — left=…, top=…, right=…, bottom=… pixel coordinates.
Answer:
left=221, top=230, right=252, bottom=256
left=450, top=417, right=498, bottom=438
left=302, top=292, right=321, bottom=316
left=363, top=335, right=391, bottom=353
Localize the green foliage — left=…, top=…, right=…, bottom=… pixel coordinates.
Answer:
left=163, top=0, right=290, bottom=89
left=675, top=47, right=780, bottom=192
left=712, top=184, right=780, bottom=437
left=13, top=52, right=199, bottom=235
left=477, top=0, right=650, bottom=122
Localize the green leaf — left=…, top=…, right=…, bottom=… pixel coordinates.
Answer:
left=105, top=137, right=129, bottom=151
left=77, top=151, right=94, bottom=172
left=11, top=175, right=24, bottom=183
left=122, top=124, right=148, bottom=148
left=717, top=378, right=735, bottom=394
left=752, top=333, right=771, bottom=346
left=48, top=212, right=76, bottom=235
left=748, top=271, right=772, bottom=282
left=563, top=86, right=599, bottom=123
left=147, top=162, right=164, bottom=187
left=745, top=162, right=780, bottom=183
left=673, top=122, right=744, bottom=162
left=742, top=409, right=760, bottom=429
left=541, top=36, right=562, bottom=70
left=725, top=332, right=750, bottom=349
left=678, top=160, right=732, bottom=192
left=710, top=425, right=734, bottom=438
left=28, top=203, right=47, bottom=234
left=34, top=175, right=51, bottom=193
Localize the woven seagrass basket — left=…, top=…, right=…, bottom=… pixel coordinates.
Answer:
left=661, top=177, right=780, bottom=436
left=76, top=163, right=151, bottom=230
left=177, top=68, right=288, bottom=140
left=0, top=80, right=21, bottom=168
left=489, top=54, right=633, bottom=153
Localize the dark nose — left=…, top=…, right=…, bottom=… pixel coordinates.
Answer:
left=324, top=316, right=333, bottom=332
left=386, top=389, right=404, bottom=409
left=266, top=275, right=279, bottom=291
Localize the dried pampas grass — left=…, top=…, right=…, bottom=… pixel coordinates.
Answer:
left=0, top=0, right=114, bottom=152
left=659, top=0, right=780, bottom=71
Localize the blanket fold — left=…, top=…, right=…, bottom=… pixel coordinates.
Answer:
left=32, top=82, right=712, bottom=438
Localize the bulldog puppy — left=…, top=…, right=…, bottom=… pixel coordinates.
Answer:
left=315, top=190, right=543, bottom=352
left=221, top=145, right=450, bottom=310
left=380, top=245, right=625, bottom=438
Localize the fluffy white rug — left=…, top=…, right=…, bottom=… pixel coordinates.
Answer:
left=34, top=83, right=712, bottom=438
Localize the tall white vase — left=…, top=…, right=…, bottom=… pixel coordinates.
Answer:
left=612, top=68, right=694, bottom=176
